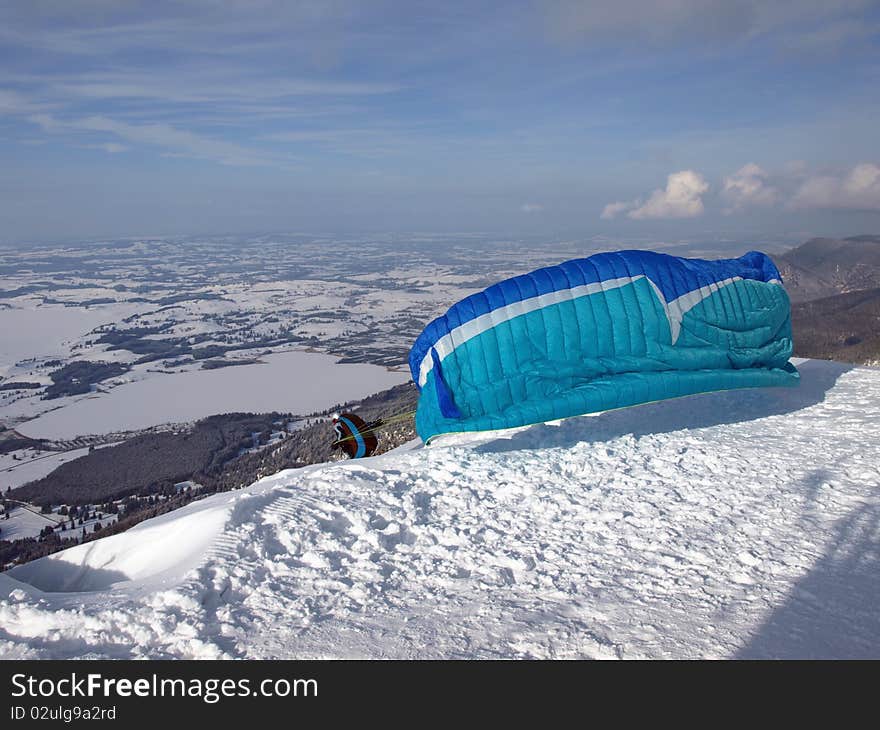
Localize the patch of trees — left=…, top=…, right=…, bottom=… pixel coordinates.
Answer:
left=191, top=345, right=230, bottom=360
left=200, top=358, right=261, bottom=370
left=40, top=297, right=118, bottom=307
left=43, top=361, right=131, bottom=399
left=0, top=382, right=42, bottom=391
left=0, top=284, right=50, bottom=299
left=95, top=327, right=195, bottom=364
left=0, top=534, right=78, bottom=568
left=190, top=335, right=307, bottom=361
left=155, top=292, right=229, bottom=306
left=95, top=325, right=308, bottom=366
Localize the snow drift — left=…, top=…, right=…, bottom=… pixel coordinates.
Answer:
left=1, top=359, right=878, bottom=659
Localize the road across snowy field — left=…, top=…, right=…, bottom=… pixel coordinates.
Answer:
left=1, top=359, right=878, bottom=659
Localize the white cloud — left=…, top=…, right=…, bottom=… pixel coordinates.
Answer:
left=721, top=163, right=778, bottom=212
left=602, top=170, right=709, bottom=220
left=521, top=203, right=544, bottom=213
left=600, top=201, right=630, bottom=220
left=789, top=163, right=880, bottom=211
left=630, top=171, right=709, bottom=219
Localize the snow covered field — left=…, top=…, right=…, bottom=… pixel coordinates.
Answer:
left=17, top=350, right=408, bottom=439
left=0, top=447, right=92, bottom=492
left=1, top=359, right=878, bottom=659
left=0, top=505, right=115, bottom=543
left=0, top=506, right=62, bottom=542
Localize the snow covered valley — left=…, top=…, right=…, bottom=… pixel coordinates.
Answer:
left=1, top=359, right=878, bottom=659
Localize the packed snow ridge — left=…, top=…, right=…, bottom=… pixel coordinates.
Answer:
left=1, top=359, right=878, bottom=659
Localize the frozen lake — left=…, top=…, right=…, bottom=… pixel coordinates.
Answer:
left=0, top=304, right=140, bottom=373
left=17, top=350, right=409, bottom=439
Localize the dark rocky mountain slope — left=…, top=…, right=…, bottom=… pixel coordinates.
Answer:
left=791, top=287, right=880, bottom=365
left=777, top=235, right=880, bottom=302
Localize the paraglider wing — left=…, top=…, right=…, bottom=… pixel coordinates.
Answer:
left=409, top=250, right=799, bottom=442
left=332, top=412, right=380, bottom=458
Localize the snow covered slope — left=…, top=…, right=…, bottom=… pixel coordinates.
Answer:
left=1, top=359, right=878, bottom=659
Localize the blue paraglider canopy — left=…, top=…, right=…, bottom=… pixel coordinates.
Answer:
left=409, top=249, right=799, bottom=442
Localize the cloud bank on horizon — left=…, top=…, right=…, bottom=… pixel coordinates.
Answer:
left=1, top=0, right=879, bottom=240
left=601, top=161, right=880, bottom=221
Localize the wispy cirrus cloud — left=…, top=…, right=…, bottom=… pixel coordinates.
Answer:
left=30, top=113, right=284, bottom=168
left=51, top=74, right=402, bottom=104
left=0, top=88, right=51, bottom=116
left=2, top=1, right=879, bottom=239
left=0, top=3, right=405, bottom=169
left=542, top=0, right=878, bottom=49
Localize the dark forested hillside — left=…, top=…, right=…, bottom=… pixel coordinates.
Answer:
left=791, top=287, right=880, bottom=365
left=10, top=412, right=285, bottom=506
left=205, top=382, right=418, bottom=492
left=2, top=384, right=417, bottom=567
left=9, top=383, right=419, bottom=508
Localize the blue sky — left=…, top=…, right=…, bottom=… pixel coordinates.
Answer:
left=1, top=0, right=879, bottom=242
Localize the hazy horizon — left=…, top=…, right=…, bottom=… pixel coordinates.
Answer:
left=2, top=1, right=879, bottom=242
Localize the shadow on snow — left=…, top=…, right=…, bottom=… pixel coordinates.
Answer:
left=737, top=488, right=880, bottom=659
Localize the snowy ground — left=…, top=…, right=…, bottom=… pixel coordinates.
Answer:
left=0, top=506, right=62, bottom=542
left=1, top=359, right=878, bottom=659
left=0, top=506, right=115, bottom=542
left=0, top=447, right=93, bottom=492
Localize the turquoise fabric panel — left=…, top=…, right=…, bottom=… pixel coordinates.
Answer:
left=412, top=251, right=799, bottom=442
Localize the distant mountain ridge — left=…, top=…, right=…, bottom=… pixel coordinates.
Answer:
left=776, top=235, right=880, bottom=302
